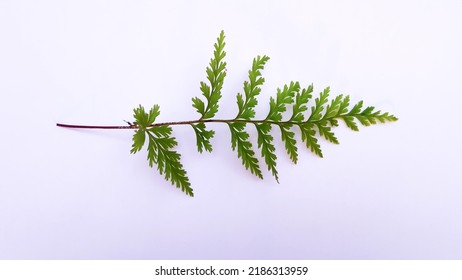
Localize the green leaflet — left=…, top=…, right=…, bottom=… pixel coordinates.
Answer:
left=131, top=105, right=193, bottom=196
left=191, top=123, right=214, bottom=153
left=267, top=81, right=299, bottom=122
left=300, top=123, right=323, bottom=158
left=228, top=122, right=263, bottom=179
left=128, top=30, right=398, bottom=196
left=255, top=123, right=278, bottom=182
left=308, top=87, right=330, bottom=122
left=279, top=123, right=298, bottom=164
left=190, top=31, right=227, bottom=153
left=193, top=30, right=227, bottom=120
left=236, top=55, right=270, bottom=120
left=290, top=85, right=313, bottom=122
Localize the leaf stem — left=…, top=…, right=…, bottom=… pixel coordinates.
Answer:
left=56, top=123, right=137, bottom=129
left=56, top=117, right=335, bottom=130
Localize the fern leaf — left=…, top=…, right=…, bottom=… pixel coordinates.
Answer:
left=131, top=105, right=193, bottom=196
left=308, top=87, right=330, bottom=122
left=290, top=84, right=313, bottom=122
left=349, top=100, right=364, bottom=115
left=255, top=123, right=278, bottom=182
left=191, top=97, right=205, bottom=116
left=193, top=30, right=227, bottom=120
left=130, top=129, right=145, bottom=154
left=343, top=116, right=359, bottom=131
left=133, top=104, right=160, bottom=127
left=228, top=122, right=263, bottom=179
left=337, top=94, right=350, bottom=115
left=324, top=94, right=344, bottom=119
left=300, top=123, right=323, bottom=158
left=279, top=123, right=298, bottom=164
left=236, top=55, right=270, bottom=119
left=189, top=31, right=227, bottom=154
left=58, top=30, right=399, bottom=197
left=267, top=81, right=299, bottom=122
left=146, top=127, right=193, bottom=196
left=316, top=120, right=339, bottom=144
left=191, top=123, right=214, bottom=153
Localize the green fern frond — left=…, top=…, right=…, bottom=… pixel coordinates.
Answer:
left=57, top=30, right=398, bottom=197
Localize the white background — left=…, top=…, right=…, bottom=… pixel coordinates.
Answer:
left=1, top=0, right=461, bottom=259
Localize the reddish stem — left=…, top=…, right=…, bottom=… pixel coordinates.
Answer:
left=56, top=123, right=135, bottom=129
